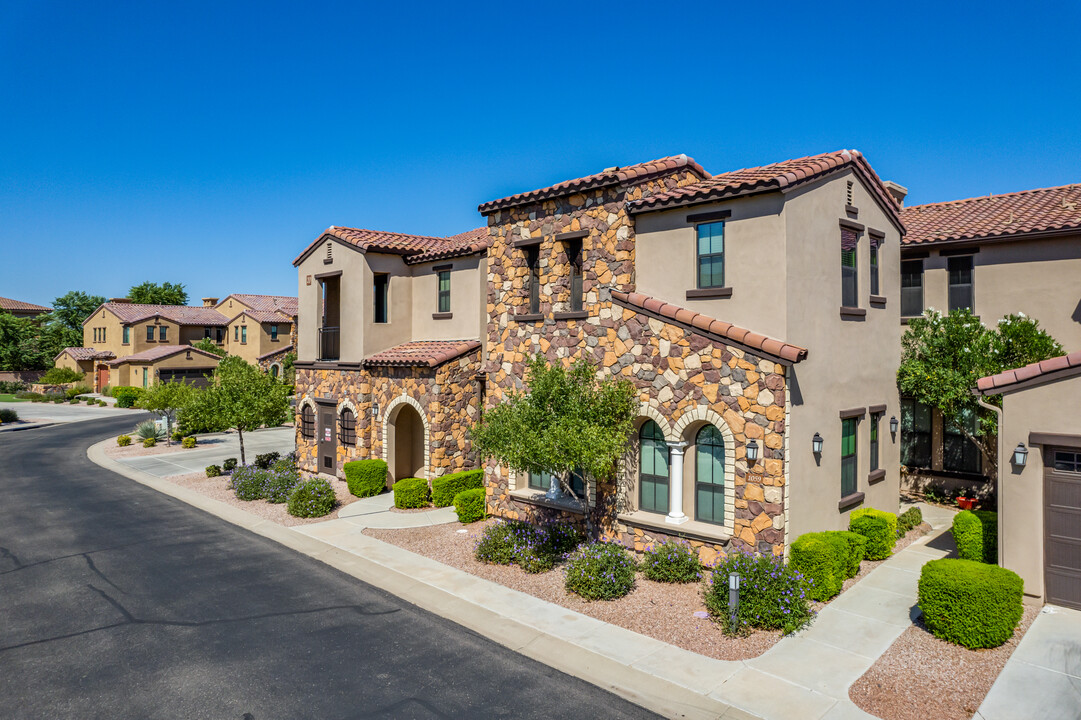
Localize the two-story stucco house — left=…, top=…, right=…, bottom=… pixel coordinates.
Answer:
left=293, top=149, right=904, bottom=560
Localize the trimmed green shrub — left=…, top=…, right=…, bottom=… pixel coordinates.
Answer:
left=343, top=459, right=388, bottom=498
left=112, top=386, right=144, bottom=408
left=142, top=437, right=156, bottom=448
left=431, top=468, right=484, bottom=507
left=69, top=398, right=79, bottom=404
left=287, top=477, right=336, bottom=518
left=641, top=540, right=703, bottom=583
left=564, top=542, right=637, bottom=600
left=230, top=465, right=267, bottom=501
left=473, top=519, right=582, bottom=571
left=40, top=367, right=84, bottom=384
left=205, top=464, right=222, bottom=477
left=181, top=436, right=196, bottom=449
left=117, top=435, right=132, bottom=447
left=543, top=521, right=584, bottom=555
left=222, top=458, right=238, bottom=473
left=790, top=532, right=850, bottom=601
left=65, top=384, right=93, bottom=399
left=392, top=477, right=430, bottom=509
left=849, top=508, right=898, bottom=560
left=171, top=431, right=184, bottom=441
left=53, top=397, right=65, bottom=403
left=840, top=531, right=867, bottom=576
left=952, top=510, right=998, bottom=564
left=897, top=506, right=923, bottom=537
left=0, top=408, right=18, bottom=423
left=705, top=550, right=813, bottom=635
left=453, top=487, right=485, bottom=523
left=918, top=558, right=1022, bottom=648
left=254, top=452, right=280, bottom=469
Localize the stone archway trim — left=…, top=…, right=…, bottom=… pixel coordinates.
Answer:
left=382, top=393, right=431, bottom=480
left=636, top=401, right=675, bottom=443
left=672, top=405, right=737, bottom=533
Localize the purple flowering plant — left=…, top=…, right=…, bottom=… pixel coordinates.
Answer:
left=703, top=548, right=814, bottom=635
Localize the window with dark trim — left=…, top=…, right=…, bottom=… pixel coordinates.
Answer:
left=339, top=409, right=356, bottom=446
left=234, top=326, right=239, bottom=342
left=528, top=469, right=585, bottom=498
left=146, top=326, right=155, bottom=342
left=159, top=326, right=167, bottom=342
left=841, top=228, right=859, bottom=307
left=374, top=273, right=389, bottom=324
left=437, top=270, right=450, bottom=314
left=270, top=325, right=278, bottom=341
left=300, top=405, right=315, bottom=439
left=948, top=256, right=974, bottom=312
left=695, top=425, right=726, bottom=525
left=216, top=327, right=223, bottom=342
left=568, top=239, right=584, bottom=311
left=123, top=326, right=130, bottom=344
left=944, top=407, right=981, bottom=474
left=870, top=243, right=880, bottom=296
left=639, top=420, right=669, bottom=514
left=841, top=418, right=858, bottom=497
left=526, top=247, right=540, bottom=314
left=203, top=326, right=211, bottom=339
left=901, top=259, right=924, bottom=316
left=1055, top=451, right=1081, bottom=473
left=240, top=326, right=247, bottom=344
left=870, top=412, right=881, bottom=472
left=696, top=222, right=725, bottom=289
left=901, top=398, right=932, bottom=468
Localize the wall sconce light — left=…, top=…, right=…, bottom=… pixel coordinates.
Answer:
left=372, top=403, right=380, bottom=417
left=1013, top=443, right=1029, bottom=467
left=746, top=439, right=759, bottom=463
left=889, top=416, right=899, bottom=435
left=812, top=432, right=824, bottom=455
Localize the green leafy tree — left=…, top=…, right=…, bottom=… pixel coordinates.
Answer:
left=192, top=338, right=227, bottom=357
left=0, top=311, right=53, bottom=370
left=128, top=281, right=188, bottom=306
left=182, top=356, right=290, bottom=464
left=898, top=309, right=1063, bottom=474
left=137, top=380, right=196, bottom=445
left=469, top=356, right=637, bottom=529
left=49, top=291, right=106, bottom=347
left=40, top=366, right=85, bottom=384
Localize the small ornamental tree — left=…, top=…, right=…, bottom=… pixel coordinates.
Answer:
left=898, top=309, right=1063, bottom=475
left=137, top=380, right=196, bottom=445
left=127, top=281, right=189, bottom=306
left=182, top=356, right=290, bottom=464
left=192, top=338, right=227, bottom=357
left=469, top=356, right=636, bottom=530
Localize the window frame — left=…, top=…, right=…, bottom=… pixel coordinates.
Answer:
left=696, top=221, right=725, bottom=290
left=159, top=326, right=167, bottom=342
left=300, top=405, right=315, bottom=439
left=437, top=269, right=451, bottom=314
left=240, top=325, right=247, bottom=344
left=841, top=230, right=859, bottom=308
left=900, top=397, right=932, bottom=468
left=869, top=412, right=881, bottom=473
left=901, top=259, right=925, bottom=317
left=528, top=469, right=585, bottom=498
left=526, top=247, right=540, bottom=314
left=146, top=325, right=155, bottom=342
left=374, top=273, right=389, bottom=324
left=943, top=407, right=982, bottom=474
left=638, top=420, right=669, bottom=514
left=947, top=255, right=975, bottom=312
left=869, top=243, right=880, bottom=297
left=568, top=239, right=584, bottom=311
left=122, top=326, right=129, bottom=345
left=339, top=408, right=356, bottom=446
left=1054, top=450, right=1081, bottom=473
left=270, top=324, right=278, bottom=341
left=841, top=418, right=858, bottom=497
left=694, top=425, right=726, bottom=525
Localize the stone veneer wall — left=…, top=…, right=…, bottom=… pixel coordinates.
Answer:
left=294, top=350, right=481, bottom=480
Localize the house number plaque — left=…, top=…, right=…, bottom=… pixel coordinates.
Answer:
left=747, top=473, right=763, bottom=483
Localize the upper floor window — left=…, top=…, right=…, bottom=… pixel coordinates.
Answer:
left=870, top=243, right=880, bottom=296
left=841, top=418, right=858, bottom=497
left=234, top=326, right=239, bottom=342
left=240, top=326, right=247, bottom=343
left=696, top=222, right=725, bottom=289
left=841, top=228, right=858, bottom=307
left=948, top=256, right=974, bottom=312
left=869, top=412, right=881, bottom=473
left=695, top=425, right=726, bottom=525
left=374, top=273, right=389, bottom=324
left=639, top=420, right=669, bottom=514
left=102, top=328, right=106, bottom=343
left=901, top=259, right=924, bottom=317
left=437, top=270, right=451, bottom=314
left=526, top=247, right=540, bottom=314
left=146, top=325, right=155, bottom=342
left=203, top=326, right=211, bottom=339
left=123, top=326, right=129, bottom=344
left=568, top=240, right=584, bottom=311
left=159, top=326, right=167, bottom=342
left=270, top=324, right=278, bottom=341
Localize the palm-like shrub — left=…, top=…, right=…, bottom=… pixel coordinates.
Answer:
left=133, top=420, right=165, bottom=442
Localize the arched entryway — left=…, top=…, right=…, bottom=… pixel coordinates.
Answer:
left=386, top=402, right=426, bottom=486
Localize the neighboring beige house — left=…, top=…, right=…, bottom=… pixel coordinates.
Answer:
left=294, top=149, right=905, bottom=559
left=898, top=183, right=1081, bottom=486
left=0, top=296, right=51, bottom=319
left=976, top=351, right=1081, bottom=609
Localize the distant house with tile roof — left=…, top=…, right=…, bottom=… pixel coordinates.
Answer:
left=0, top=296, right=51, bottom=319
left=293, top=149, right=905, bottom=558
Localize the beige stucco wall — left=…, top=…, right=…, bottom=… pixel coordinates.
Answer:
left=998, top=373, right=1081, bottom=600
left=362, top=253, right=413, bottom=358
left=296, top=238, right=369, bottom=362
left=410, top=255, right=486, bottom=341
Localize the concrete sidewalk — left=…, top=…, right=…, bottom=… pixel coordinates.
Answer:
left=113, top=426, right=294, bottom=477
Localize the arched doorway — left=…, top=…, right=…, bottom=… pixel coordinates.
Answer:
left=387, top=403, right=425, bottom=486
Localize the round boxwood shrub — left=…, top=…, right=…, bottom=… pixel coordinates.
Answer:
left=640, top=540, right=702, bottom=583
left=705, top=550, right=813, bottom=635
left=181, top=436, right=196, bottom=449
left=230, top=465, right=268, bottom=501
left=392, top=477, right=430, bottom=509
left=431, top=468, right=484, bottom=507
left=564, top=542, right=637, bottom=600
left=849, top=508, right=897, bottom=560
left=918, top=558, right=1022, bottom=648
left=222, top=458, right=238, bottom=473
left=287, top=478, right=336, bottom=518
left=142, top=437, right=157, bottom=448
left=952, top=510, right=998, bottom=564
left=453, top=487, right=486, bottom=524
left=344, top=459, right=388, bottom=498
left=117, top=435, right=132, bottom=447
left=205, top=464, right=222, bottom=478
left=790, top=532, right=848, bottom=601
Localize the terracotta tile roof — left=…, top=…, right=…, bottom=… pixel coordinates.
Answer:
left=56, top=347, right=115, bottom=362
left=363, top=340, right=481, bottom=368
left=233, top=309, right=294, bottom=324
left=0, top=296, right=51, bottom=313
left=611, top=291, right=808, bottom=364
left=109, top=345, right=224, bottom=366
left=92, top=302, right=230, bottom=327
left=257, top=345, right=294, bottom=362
left=293, top=226, right=490, bottom=266
left=902, top=183, right=1081, bottom=246
left=222, top=294, right=298, bottom=316
left=628, top=149, right=902, bottom=227
left=976, top=350, right=1081, bottom=394
left=406, top=227, right=491, bottom=265
left=478, top=155, right=710, bottom=215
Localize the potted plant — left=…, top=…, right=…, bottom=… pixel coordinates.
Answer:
left=956, top=489, right=976, bottom=511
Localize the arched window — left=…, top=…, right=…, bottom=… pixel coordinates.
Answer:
left=270, top=364, right=279, bottom=378
left=695, top=425, right=725, bottom=525
left=339, top=408, right=356, bottom=446
left=300, top=405, right=315, bottom=439
left=639, top=420, right=669, bottom=514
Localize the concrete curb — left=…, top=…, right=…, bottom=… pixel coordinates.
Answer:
left=88, top=437, right=764, bottom=720
left=0, top=422, right=57, bottom=433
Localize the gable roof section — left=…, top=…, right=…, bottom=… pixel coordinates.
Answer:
left=230, top=309, right=294, bottom=324
left=257, top=344, right=294, bottom=362
left=976, top=350, right=1081, bottom=395
left=902, top=183, right=1081, bottom=246
left=109, top=345, right=224, bottom=366
left=292, top=226, right=490, bottom=267
left=627, top=149, right=903, bottom=230
left=55, top=347, right=115, bottom=362
left=478, top=155, right=710, bottom=215
left=89, top=302, right=230, bottom=327
left=363, top=340, right=481, bottom=368
left=0, top=296, right=51, bottom=314
left=611, top=291, right=807, bottom=364
left=220, top=294, right=298, bottom=316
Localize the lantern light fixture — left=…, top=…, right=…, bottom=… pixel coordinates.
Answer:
left=812, top=432, right=824, bottom=454
left=746, top=439, right=759, bottom=463
left=889, top=415, right=899, bottom=435
left=1013, top=443, right=1029, bottom=467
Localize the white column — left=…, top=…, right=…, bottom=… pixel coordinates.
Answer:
left=666, top=441, right=688, bottom=525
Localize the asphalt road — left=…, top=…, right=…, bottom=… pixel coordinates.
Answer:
left=0, top=417, right=659, bottom=720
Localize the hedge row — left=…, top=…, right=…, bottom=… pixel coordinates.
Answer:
left=432, top=468, right=484, bottom=507
left=393, top=477, right=430, bottom=508
left=453, top=487, right=485, bottom=523
left=789, top=530, right=866, bottom=601
left=344, top=459, right=388, bottom=498
left=849, top=508, right=897, bottom=560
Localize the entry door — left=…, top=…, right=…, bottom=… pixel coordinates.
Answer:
left=96, top=366, right=109, bottom=392
left=1045, top=448, right=1081, bottom=609
left=318, top=404, right=336, bottom=475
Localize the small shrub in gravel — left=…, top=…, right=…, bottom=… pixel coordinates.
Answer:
left=344, top=459, right=387, bottom=498
left=705, top=549, right=813, bottom=635
left=474, top=521, right=521, bottom=565
left=431, top=468, right=484, bottom=507
left=474, top=519, right=583, bottom=570
left=69, top=398, right=79, bottom=404
left=181, top=437, right=196, bottom=449
left=918, top=558, right=1022, bottom=648
left=230, top=465, right=268, bottom=501
left=790, top=532, right=850, bottom=601
left=53, top=397, right=65, bottom=404
left=142, top=437, right=157, bottom=448
left=254, top=452, right=280, bottom=469
left=542, top=520, right=585, bottom=556
left=205, top=464, right=222, bottom=478
left=0, top=408, right=18, bottom=423
left=897, top=506, right=923, bottom=537
left=849, top=508, right=897, bottom=560
left=134, top=420, right=164, bottom=442
left=453, top=487, right=485, bottom=523
left=287, top=478, right=336, bottom=518
left=641, top=540, right=702, bottom=583
left=223, top=458, right=238, bottom=473
left=117, top=435, right=132, bottom=447
left=952, top=510, right=997, bottom=564
left=393, top=477, right=430, bottom=508
left=564, top=542, right=637, bottom=600
left=264, top=459, right=301, bottom=503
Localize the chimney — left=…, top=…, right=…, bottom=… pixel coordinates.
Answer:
left=203, top=297, right=219, bottom=307
left=883, top=181, right=908, bottom=207
left=109, top=298, right=132, bottom=304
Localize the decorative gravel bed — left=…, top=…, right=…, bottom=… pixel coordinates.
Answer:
left=850, top=605, right=1039, bottom=720
left=105, top=436, right=229, bottom=458
left=161, top=471, right=360, bottom=527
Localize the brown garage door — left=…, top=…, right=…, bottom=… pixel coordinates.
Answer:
left=1045, top=448, right=1081, bottom=609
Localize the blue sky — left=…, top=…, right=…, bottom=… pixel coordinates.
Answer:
left=2, top=1, right=1079, bottom=307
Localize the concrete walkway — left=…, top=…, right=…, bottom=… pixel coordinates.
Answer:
left=326, top=491, right=459, bottom=528
left=978, top=605, right=1081, bottom=720
left=113, top=426, right=294, bottom=476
